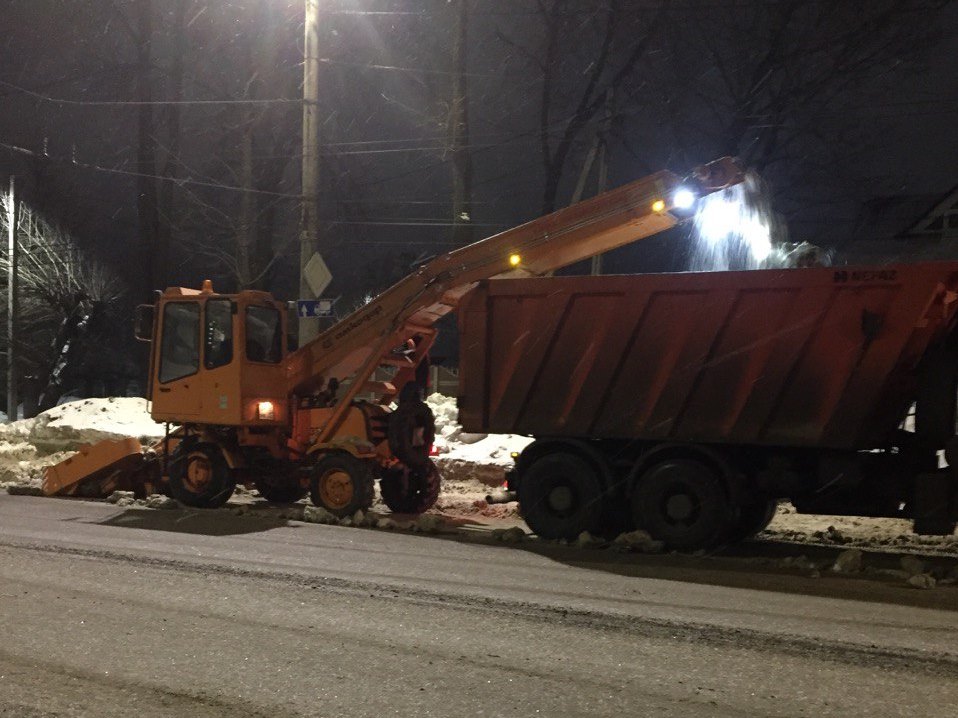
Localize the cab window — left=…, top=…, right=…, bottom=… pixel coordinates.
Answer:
left=159, top=302, right=200, bottom=383
left=204, top=299, right=233, bottom=369
left=245, top=306, right=282, bottom=364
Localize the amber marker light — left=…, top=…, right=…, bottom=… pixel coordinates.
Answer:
left=509, top=253, right=522, bottom=267
left=651, top=199, right=666, bottom=213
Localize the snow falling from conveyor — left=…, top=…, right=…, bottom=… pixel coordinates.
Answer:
left=688, top=171, right=777, bottom=271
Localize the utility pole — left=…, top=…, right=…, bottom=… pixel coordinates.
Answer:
left=6, top=177, right=18, bottom=422
left=299, top=0, right=322, bottom=345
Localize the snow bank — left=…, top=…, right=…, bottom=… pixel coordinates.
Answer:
left=426, top=392, right=532, bottom=486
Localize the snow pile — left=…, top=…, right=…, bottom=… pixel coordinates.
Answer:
left=427, top=393, right=531, bottom=486
left=0, top=397, right=163, bottom=490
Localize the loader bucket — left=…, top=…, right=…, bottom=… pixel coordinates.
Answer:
left=42, top=437, right=149, bottom=498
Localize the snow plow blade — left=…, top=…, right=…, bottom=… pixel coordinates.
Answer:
left=42, top=438, right=150, bottom=498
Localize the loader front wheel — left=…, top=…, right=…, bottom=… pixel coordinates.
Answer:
left=309, top=453, right=375, bottom=518
left=168, top=441, right=235, bottom=509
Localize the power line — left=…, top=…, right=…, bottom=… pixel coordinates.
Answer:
left=0, top=79, right=301, bottom=108
left=317, top=57, right=497, bottom=78
left=0, top=140, right=306, bottom=200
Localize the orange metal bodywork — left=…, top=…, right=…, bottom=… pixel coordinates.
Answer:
left=458, top=262, right=958, bottom=450
left=42, top=438, right=147, bottom=496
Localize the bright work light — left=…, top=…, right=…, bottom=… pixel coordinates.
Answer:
left=672, top=188, right=697, bottom=210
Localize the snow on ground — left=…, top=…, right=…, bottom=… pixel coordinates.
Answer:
left=1, top=393, right=956, bottom=559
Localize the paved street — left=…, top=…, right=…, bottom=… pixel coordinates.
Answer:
left=0, top=495, right=955, bottom=717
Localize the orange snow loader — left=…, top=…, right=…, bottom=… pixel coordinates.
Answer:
left=42, top=157, right=745, bottom=517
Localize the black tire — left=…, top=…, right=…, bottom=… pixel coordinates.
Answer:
left=387, top=401, right=435, bottom=470
left=379, top=460, right=441, bottom=514
left=167, top=441, right=235, bottom=508
left=727, top=497, right=778, bottom=543
left=631, top=458, right=731, bottom=551
left=309, top=453, right=376, bottom=518
left=254, top=476, right=308, bottom=504
left=518, top=452, right=604, bottom=541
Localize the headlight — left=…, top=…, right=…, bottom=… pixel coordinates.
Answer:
left=257, top=401, right=276, bottom=421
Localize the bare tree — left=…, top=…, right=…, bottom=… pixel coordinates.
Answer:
left=497, top=0, right=665, bottom=213
left=0, top=202, right=124, bottom=411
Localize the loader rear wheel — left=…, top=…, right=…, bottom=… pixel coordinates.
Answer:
left=518, top=452, right=604, bottom=541
left=167, top=441, right=235, bottom=509
left=309, top=453, right=375, bottom=518
left=379, top=460, right=441, bottom=515
left=632, top=459, right=731, bottom=551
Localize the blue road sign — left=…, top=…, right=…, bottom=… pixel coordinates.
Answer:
left=297, top=298, right=335, bottom=318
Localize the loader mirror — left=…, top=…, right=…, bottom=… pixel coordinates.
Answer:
left=134, top=304, right=155, bottom=342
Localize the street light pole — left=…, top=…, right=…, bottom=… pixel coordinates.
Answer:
left=299, top=0, right=321, bottom=345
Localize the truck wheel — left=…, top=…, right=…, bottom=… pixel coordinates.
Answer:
left=632, top=459, right=731, bottom=551
left=167, top=441, right=235, bottom=508
left=254, top=475, right=307, bottom=504
left=727, top=497, right=778, bottom=543
left=379, top=460, right=441, bottom=514
left=309, top=453, right=375, bottom=518
left=518, top=453, right=604, bottom=540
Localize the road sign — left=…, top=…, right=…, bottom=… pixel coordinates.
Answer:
left=303, top=252, right=332, bottom=297
left=296, top=298, right=335, bottom=318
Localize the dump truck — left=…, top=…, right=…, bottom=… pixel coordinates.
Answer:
left=42, top=157, right=745, bottom=520
left=460, top=264, right=958, bottom=548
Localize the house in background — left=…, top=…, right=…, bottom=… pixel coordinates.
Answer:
left=841, top=186, right=958, bottom=263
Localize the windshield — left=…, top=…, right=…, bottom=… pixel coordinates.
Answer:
left=245, top=305, right=282, bottom=364
left=159, top=302, right=200, bottom=383
left=204, top=299, right=233, bottom=369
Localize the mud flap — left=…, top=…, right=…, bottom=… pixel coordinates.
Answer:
left=912, top=471, right=957, bottom=535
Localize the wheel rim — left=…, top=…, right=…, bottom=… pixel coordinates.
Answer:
left=547, top=484, right=575, bottom=515
left=318, top=469, right=353, bottom=509
left=664, top=487, right=699, bottom=525
left=184, top=452, right=213, bottom=493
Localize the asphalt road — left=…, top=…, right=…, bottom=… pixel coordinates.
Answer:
left=0, top=495, right=956, bottom=717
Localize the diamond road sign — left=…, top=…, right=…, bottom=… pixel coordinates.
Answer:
left=296, top=298, right=335, bottom=318
left=303, top=252, right=332, bottom=297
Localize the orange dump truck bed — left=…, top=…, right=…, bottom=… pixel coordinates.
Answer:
left=457, top=262, right=958, bottom=450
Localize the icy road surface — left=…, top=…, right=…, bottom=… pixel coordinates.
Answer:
left=0, top=496, right=956, bottom=717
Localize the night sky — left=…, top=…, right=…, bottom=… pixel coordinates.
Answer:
left=2, top=0, right=957, bottom=305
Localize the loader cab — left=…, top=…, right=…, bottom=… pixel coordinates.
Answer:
left=144, top=282, right=289, bottom=427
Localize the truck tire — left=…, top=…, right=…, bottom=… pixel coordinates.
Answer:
left=518, top=452, right=604, bottom=541
left=254, top=476, right=307, bottom=504
left=309, top=453, right=375, bottom=518
left=387, top=401, right=436, bottom=470
left=379, top=460, right=441, bottom=514
left=632, top=458, right=731, bottom=551
left=727, top=497, right=778, bottom=543
left=167, top=441, right=235, bottom=509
